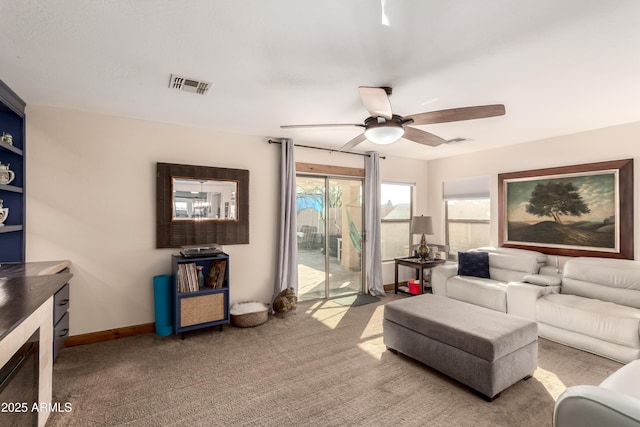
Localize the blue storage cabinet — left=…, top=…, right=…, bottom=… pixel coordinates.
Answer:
left=171, top=253, right=230, bottom=338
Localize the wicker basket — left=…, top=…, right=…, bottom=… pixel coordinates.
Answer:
left=230, top=302, right=269, bottom=328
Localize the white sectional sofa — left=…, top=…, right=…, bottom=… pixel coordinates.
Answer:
left=433, top=251, right=640, bottom=363
left=431, top=246, right=547, bottom=312
left=516, top=257, right=640, bottom=363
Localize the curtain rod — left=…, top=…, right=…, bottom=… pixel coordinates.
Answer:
left=268, top=139, right=385, bottom=159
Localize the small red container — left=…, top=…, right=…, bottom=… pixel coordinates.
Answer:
left=408, top=279, right=420, bottom=295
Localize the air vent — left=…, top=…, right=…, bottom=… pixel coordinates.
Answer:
left=169, top=74, right=212, bottom=95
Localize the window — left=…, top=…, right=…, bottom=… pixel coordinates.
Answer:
left=174, top=201, right=188, bottom=218
left=380, top=183, right=412, bottom=261
left=446, top=199, right=491, bottom=257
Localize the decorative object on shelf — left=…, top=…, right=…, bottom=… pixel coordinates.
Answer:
left=272, top=287, right=297, bottom=315
left=411, top=215, right=434, bottom=260
left=230, top=302, right=269, bottom=328
left=1, top=132, right=12, bottom=145
left=0, top=199, right=8, bottom=226
left=0, top=162, right=15, bottom=185
left=196, top=265, right=204, bottom=288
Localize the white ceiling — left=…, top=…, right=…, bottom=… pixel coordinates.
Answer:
left=2, top=1, right=640, bottom=160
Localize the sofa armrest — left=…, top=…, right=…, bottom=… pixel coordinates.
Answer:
left=554, top=385, right=640, bottom=427
left=523, top=274, right=562, bottom=286
left=600, top=360, right=640, bottom=400
left=431, top=264, right=458, bottom=296
left=506, top=282, right=560, bottom=320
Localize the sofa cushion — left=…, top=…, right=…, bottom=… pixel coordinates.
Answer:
left=447, top=276, right=508, bottom=312
left=458, top=251, right=490, bottom=278
left=477, top=246, right=547, bottom=263
left=537, top=293, right=640, bottom=349
left=562, top=257, right=640, bottom=309
left=487, top=250, right=545, bottom=273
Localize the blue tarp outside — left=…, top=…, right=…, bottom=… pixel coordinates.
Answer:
left=296, top=195, right=323, bottom=213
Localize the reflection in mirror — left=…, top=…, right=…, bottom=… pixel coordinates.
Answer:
left=172, top=177, right=238, bottom=221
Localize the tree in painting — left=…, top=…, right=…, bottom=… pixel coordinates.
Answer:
left=525, top=181, right=590, bottom=224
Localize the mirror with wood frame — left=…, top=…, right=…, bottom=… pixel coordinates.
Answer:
left=157, top=163, right=249, bottom=248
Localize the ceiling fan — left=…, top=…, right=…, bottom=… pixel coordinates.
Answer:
left=281, top=87, right=506, bottom=151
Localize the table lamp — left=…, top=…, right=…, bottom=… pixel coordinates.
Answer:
left=411, top=215, right=434, bottom=260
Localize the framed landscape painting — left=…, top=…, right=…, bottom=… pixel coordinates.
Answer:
left=498, top=159, right=633, bottom=259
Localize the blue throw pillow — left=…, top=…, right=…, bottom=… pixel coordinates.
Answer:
left=457, top=251, right=490, bottom=278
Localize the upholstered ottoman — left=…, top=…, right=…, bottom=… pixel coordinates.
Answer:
left=383, top=294, right=538, bottom=400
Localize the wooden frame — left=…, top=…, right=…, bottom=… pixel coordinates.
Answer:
left=295, top=162, right=365, bottom=177
left=156, top=162, right=249, bottom=247
left=498, top=159, right=633, bottom=259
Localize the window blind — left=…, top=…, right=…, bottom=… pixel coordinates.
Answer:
left=442, top=176, right=490, bottom=200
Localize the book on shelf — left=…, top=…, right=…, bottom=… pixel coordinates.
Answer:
left=190, top=263, right=199, bottom=291
left=178, top=262, right=199, bottom=293
left=178, top=263, right=187, bottom=293
left=177, top=264, right=186, bottom=293
left=206, top=259, right=227, bottom=289
left=216, top=259, right=226, bottom=288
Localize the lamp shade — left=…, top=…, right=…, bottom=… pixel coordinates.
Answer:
left=364, top=124, right=404, bottom=144
left=411, top=215, right=433, bottom=235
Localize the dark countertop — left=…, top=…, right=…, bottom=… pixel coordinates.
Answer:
left=0, top=261, right=72, bottom=341
left=0, top=260, right=71, bottom=277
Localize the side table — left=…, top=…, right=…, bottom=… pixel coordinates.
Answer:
left=394, top=257, right=446, bottom=295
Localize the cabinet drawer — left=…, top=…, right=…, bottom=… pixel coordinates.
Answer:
left=53, top=311, right=69, bottom=360
left=180, top=293, right=225, bottom=327
left=53, top=283, right=70, bottom=325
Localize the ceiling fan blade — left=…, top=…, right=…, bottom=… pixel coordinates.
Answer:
left=358, top=87, right=393, bottom=120
left=280, top=123, right=363, bottom=129
left=403, top=127, right=447, bottom=147
left=338, top=133, right=367, bottom=151
left=406, top=104, right=506, bottom=126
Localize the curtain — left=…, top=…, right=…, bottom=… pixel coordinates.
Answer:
left=365, top=152, right=385, bottom=296
left=272, top=138, right=298, bottom=306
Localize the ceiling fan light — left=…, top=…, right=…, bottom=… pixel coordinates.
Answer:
left=364, top=124, right=405, bottom=144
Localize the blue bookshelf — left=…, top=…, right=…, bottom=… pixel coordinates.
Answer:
left=0, top=79, right=25, bottom=262
left=171, top=253, right=230, bottom=338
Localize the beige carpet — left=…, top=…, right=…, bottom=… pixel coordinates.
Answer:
left=48, top=294, right=622, bottom=426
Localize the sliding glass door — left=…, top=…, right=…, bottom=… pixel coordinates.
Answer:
left=296, top=175, right=364, bottom=300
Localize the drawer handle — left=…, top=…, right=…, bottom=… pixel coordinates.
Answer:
left=58, top=299, right=69, bottom=307
left=58, top=328, right=69, bottom=338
